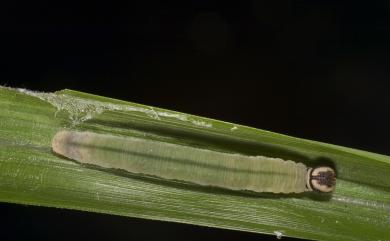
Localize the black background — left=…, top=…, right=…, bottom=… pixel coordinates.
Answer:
left=1, top=1, right=389, bottom=241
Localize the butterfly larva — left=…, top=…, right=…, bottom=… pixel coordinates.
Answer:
left=52, top=130, right=336, bottom=193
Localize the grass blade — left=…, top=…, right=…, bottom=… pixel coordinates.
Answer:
left=0, top=86, right=389, bottom=241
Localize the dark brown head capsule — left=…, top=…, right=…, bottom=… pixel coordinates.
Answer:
left=306, top=166, right=336, bottom=192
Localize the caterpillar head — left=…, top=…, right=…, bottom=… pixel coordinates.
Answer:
left=306, top=166, right=336, bottom=193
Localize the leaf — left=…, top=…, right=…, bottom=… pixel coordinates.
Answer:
left=0, top=86, right=389, bottom=241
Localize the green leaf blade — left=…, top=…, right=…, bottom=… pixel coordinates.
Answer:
left=0, top=87, right=389, bottom=241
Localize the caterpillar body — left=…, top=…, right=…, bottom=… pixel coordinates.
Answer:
left=52, top=130, right=336, bottom=194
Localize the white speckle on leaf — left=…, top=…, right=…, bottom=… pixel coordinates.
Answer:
left=191, top=119, right=212, bottom=128
left=157, top=112, right=188, bottom=121
left=230, top=126, right=238, bottom=131
left=96, top=192, right=100, bottom=200
left=274, top=231, right=284, bottom=239
left=17, top=88, right=28, bottom=93
left=148, top=107, right=161, bottom=120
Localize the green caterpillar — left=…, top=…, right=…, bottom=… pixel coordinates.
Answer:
left=52, top=130, right=336, bottom=194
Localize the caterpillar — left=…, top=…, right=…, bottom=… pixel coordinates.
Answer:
left=52, top=130, right=336, bottom=194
